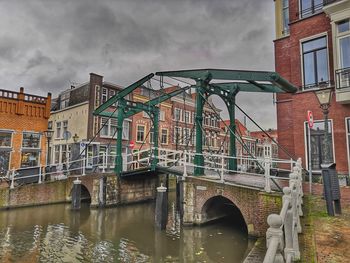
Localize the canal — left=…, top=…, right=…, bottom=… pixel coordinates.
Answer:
left=0, top=192, right=254, bottom=262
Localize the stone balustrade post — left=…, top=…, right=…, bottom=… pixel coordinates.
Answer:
left=38, top=166, right=42, bottom=184
left=183, top=151, right=187, bottom=177
left=10, top=168, right=15, bottom=189
left=264, top=159, right=271, bottom=193
left=264, top=214, right=284, bottom=263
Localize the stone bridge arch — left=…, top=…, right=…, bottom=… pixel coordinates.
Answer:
left=199, top=195, right=248, bottom=233
left=183, top=177, right=283, bottom=237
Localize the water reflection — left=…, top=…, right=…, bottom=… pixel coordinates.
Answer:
left=0, top=193, right=253, bottom=262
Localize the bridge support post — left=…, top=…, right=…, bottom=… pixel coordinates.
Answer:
left=155, top=184, right=168, bottom=230
left=194, top=81, right=205, bottom=176
left=115, top=103, right=125, bottom=175
left=176, top=176, right=184, bottom=218
left=151, top=108, right=159, bottom=171
left=72, top=178, right=82, bottom=210
left=228, top=100, right=237, bottom=171
left=98, top=176, right=107, bottom=207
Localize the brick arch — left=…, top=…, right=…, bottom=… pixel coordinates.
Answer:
left=67, top=177, right=93, bottom=201
left=198, top=194, right=250, bottom=231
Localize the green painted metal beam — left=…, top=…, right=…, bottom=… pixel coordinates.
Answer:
left=156, top=69, right=297, bottom=93
left=93, top=73, right=154, bottom=116
left=211, top=82, right=287, bottom=93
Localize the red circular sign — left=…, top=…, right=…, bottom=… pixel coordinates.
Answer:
left=129, top=141, right=135, bottom=149
left=307, top=110, right=314, bottom=128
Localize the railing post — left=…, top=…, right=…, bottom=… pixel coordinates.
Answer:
left=264, top=214, right=284, bottom=263
left=10, top=168, right=15, bottom=189
left=264, top=159, right=271, bottom=193
left=165, top=150, right=168, bottom=166
left=282, top=187, right=295, bottom=261
left=183, top=151, right=187, bottom=177
left=102, top=152, right=106, bottom=173
left=220, top=156, right=225, bottom=183
left=38, top=166, right=42, bottom=184
left=82, top=156, right=86, bottom=176
left=290, top=158, right=293, bottom=172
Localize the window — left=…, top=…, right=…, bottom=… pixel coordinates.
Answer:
left=174, top=126, right=181, bottom=144
left=22, top=132, right=41, bottom=148
left=60, top=92, right=70, bottom=109
left=56, top=122, right=61, bottom=138
left=159, top=110, right=165, bottom=121
left=122, top=121, right=129, bottom=140
left=302, top=36, right=329, bottom=88
left=0, top=131, right=12, bottom=147
left=184, top=111, right=190, bottom=123
left=102, top=88, right=108, bottom=103
left=62, top=121, right=68, bottom=138
left=161, top=129, right=168, bottom=144
left=336, top=20, right=350, bottom=89
left=149, top=131, right=154, bottom=144
left=21, top=132, right=41, bottom=167
left=54, top=145, right=60, bottom=164
left=305, top=120, right=334, bottom=170
left=174, top=108, right=181, bottom=121
left=282, top=0, right=289, bottom=35
left=101, top=118, right=109, bottom=136
left=110, top=119, right=117, bottom=138
left=136, top=125, right=145, bottom=142
left=300, top=0, right=323, bottom=18
left=0, top=131, right=12, bottom=176
left=21, top=151, right=40, bottom=168
left=183, top=128, right=191, bottom=145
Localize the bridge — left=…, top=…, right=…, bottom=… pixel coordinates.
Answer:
left=0, top=69, right=303, bottom=262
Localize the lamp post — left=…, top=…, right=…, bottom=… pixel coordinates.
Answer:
left=314, top=88, right=333, bottom=164
left=44, top=130, right=54, bottom=167
left=314, top=88, right=341, bottom=216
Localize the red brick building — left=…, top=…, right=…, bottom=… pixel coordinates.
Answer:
left=0, top=88, right=51, bottom=175
left=274, top=0, right=350, bottom=175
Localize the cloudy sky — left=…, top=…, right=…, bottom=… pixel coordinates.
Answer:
left=0, top=0, right=277, bottom=129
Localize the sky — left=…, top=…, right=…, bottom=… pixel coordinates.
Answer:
left=0, top=0, right=277, bottom=130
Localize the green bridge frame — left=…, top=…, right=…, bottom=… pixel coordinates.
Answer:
left=93, top=69, right=297, bottom=176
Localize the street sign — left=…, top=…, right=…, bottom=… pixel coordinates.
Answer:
left=129, top=141, right=135, bottom=149
left=307, top=110, right=314, bottom=128
left=80, top=142, right=87, bottom=153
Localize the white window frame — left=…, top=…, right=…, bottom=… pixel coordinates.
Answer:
left=56, top=122, right=61, bottom=139
left=300, top=32, right=330, bottom=90
left=161, top=128, right=168, bottom=145
left=102, top=87, right=108, bottom=103
left=136, top=125, right=146, bottom=143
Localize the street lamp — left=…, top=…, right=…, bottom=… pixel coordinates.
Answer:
left=314, top=87, right=341, bottom=216
left=44, top=130, right=54, bottom=167
left=314, top=88, right=333, bottom=164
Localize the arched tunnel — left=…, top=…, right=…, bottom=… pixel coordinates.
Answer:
left=200, top=196, right=247, bottom=234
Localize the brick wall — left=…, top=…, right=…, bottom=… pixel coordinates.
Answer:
left=0, top=87, right=51, bottom=170
left=274, top=3, right=350, bottom=174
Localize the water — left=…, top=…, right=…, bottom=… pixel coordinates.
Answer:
left=0, top=193, right=253, bottom=262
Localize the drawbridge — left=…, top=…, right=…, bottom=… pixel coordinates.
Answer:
left=90, top=69, right=297, bottom=191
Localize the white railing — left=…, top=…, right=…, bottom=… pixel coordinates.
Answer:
left=157, top=148, right=297, bottom=192
left=263, top=158, right=304, bottom=263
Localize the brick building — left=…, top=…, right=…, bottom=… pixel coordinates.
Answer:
left=274, top=0, right=350, bottom=175
left=49, top=73, right=131, bottom=169
left=130, top=86, right=222, bottom=155
left=0, top=88, right=51, bottom=175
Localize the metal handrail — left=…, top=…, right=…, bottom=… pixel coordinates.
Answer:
left=336, top=67, right=350, bottom=90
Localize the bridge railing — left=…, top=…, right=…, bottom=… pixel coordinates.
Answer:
left=170, top=150, right=298, bottom=192
left=263, top=161, right=304, bottom=263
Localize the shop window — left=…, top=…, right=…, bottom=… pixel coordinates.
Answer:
left=21, top=151, right=40, bottom=168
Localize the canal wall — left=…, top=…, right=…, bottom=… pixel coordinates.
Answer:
left=0, top=173, right=158, bottom=209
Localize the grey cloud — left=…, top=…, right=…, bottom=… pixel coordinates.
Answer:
left=0, top=0, right=277, bottom=129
